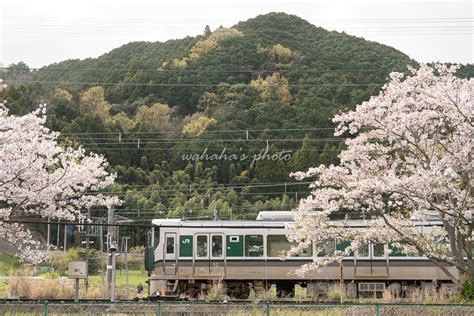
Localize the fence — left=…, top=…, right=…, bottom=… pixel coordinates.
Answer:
left=0, top=301, right=473, bottom=315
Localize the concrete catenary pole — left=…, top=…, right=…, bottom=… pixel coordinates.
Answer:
left=106, top=207, right=117, bottom=300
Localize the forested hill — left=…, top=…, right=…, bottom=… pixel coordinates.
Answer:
left=4, top=13, right=470, bottom=245
left=31, top=12, right=415, bottom=114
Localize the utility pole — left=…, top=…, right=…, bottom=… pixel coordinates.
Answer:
left=63, top=223, right=67, bottom=254
left=85, top=209, right=91, bottom=290
left=46, top=217, right=51, bottom=251
left=100, top=223, right=105, bottom=287
left=110, top=244, right=117, bottom=302
left=57, top=219, right=60, bottom=249
left=123, top=236, right=130, bottom=298
left=106, top=208, right=117, bottom=301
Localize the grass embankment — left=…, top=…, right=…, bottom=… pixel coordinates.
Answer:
left=0, top=252, right=19, bottom=296
left=89, top=269, right=149, bottom=291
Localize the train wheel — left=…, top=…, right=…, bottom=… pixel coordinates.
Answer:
left=227, top=283, right=250, bottom=299
left=276, top=282, right=295, bottom=298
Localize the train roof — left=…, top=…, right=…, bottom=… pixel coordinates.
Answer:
left=151, top=212, right=443, bottom=228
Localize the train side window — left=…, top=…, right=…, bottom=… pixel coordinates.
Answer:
left=358, top=244, right=369, bottom=257
left=229, top=236, right=239, bottom=243
left=166, top=236, right=175, bottom=255
left=373, top=244, right=385, bottom=257
left=197, top=235, right=208, bottom=257
left=212, top=235, right=223, bottom=257
left=388, top=244, right=407, bottom=257
left=245, top=235, right=263, bottom=257
left=317, top=239, right=335, bottom=257
left=267, top=235, right=312, bottom=257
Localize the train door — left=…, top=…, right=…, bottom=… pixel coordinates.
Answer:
left=354, top=243, right=389, bottom=278
left=193, top=233, right=226, bottom=278
left=210, top=234, right=226, bottom=278
left=163, top=233, right=177, bottom=275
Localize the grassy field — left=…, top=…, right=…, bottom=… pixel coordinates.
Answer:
left=0, top=253, right=19, bottom=296
left=0, top=252, right=19, bottom=276
left=88, top=270, right=148, bottom=288
left=0, top=268, right=148, bottom=298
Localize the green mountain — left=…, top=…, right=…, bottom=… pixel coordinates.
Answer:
left=32, top=12, right=414, bottom=113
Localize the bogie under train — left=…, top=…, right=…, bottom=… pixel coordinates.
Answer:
left=145, top=212, right=456, bottom=299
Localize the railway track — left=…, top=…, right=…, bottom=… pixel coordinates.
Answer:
left=0, top=297, right=343, bottom=304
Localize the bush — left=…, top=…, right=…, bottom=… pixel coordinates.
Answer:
left=203, top=281, right=228, bottom=301
left=43, top=271, right=60, bottom=279
left=461, top=280, right=474, bottom=302
left=76, top=248, right=101, bottom=274
left=50, top=248, right=102, bottom=275
left=50, top=249, right=80, bottom=275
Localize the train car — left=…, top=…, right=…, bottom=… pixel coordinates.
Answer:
left=145, top=211, right=456, bottom=298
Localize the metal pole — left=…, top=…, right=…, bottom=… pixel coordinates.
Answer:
left=46, top=217, right=50, bottom=250
left=107, top=208, right=117, bottom=299
left=111, top=250, right=117, bottom=302
left=75, top=278, right=80, bottom=302
left=85, top=209, right=90, bottom=290
left=63, top=224, right=67, bottom=254
left=156, top=301, right=162, bottom=316
left=100, top=224, right=105, bottom=287
left=339, top=259, right=344, bottom=303
left=56, top=219, right=60, bottom=249
left=124, top=237, right=130, bottom=299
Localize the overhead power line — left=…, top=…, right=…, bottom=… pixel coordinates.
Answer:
left=3, top=80, right=387, bottom=88
left=110, top=180, right=313, bottom=189
left=87, top=181, right=313, bottom=194
left=67, top=137, right=343, bottom=144
left=3, top=16, right=473, bottom=22
left=59, top=127, right=339, bottom=136
left=4, top=219, right=154, bottom=228
left=0, top=67, right=403, bottom=73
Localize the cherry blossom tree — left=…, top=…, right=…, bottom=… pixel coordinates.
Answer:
left=0, top=83, right=120, bottom=263
left=289, top=64, right=473, bottom=284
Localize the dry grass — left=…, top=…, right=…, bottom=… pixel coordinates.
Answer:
left=7, top=276, right=75, bottom=300
left=6, top=268, right=33, bottom=298
left=203, top=281, right=229, bottom=301
left=326, top=286, right=343, bottom=301
left=84, top=285, right=106, bottom=299
left=253, top=287, right=277, bottom=302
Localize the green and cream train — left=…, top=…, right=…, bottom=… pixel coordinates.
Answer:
left=144, top=211, right=456, bottom=298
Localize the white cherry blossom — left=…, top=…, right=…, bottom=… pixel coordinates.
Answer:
left=290, top=64, right=473, bottom=284
left=0, top=91, right=120, bottom=263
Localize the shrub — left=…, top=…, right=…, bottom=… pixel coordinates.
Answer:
left=50, top=247, right=102, bottom=275
left=50, top=248, right=80, bottom=275
left=204, top=281, right=228, bottom=301
left=461, top=280, right=474, bottom=302
left=76, top=248, right=101, bottom=274
left=43, top=271, right=60, bottom=279
left=327, top=286, right=342, bottom=301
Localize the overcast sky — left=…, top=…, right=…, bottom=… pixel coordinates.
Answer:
left=0, top=0, right=472, bottom=68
